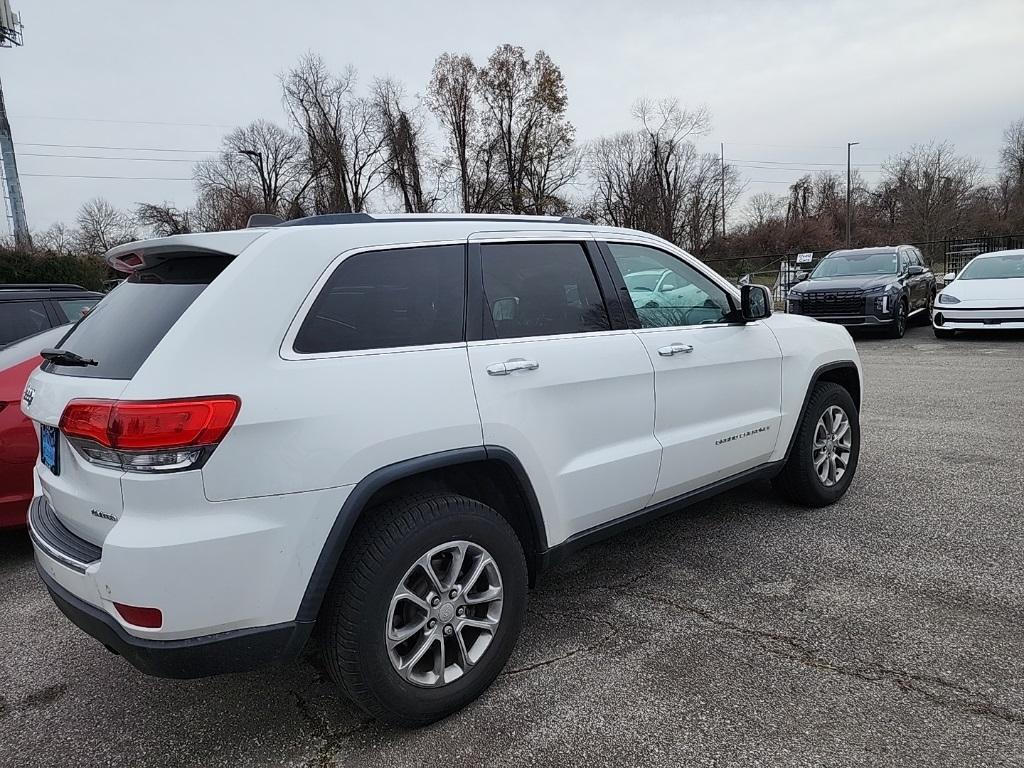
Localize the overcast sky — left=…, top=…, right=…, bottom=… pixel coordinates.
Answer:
left=2, top=0, right=1022, bottom=233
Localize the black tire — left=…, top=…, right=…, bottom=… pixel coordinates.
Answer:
left=319, top=493, right=527, bottom=727
left=772, top=382, right=860, bottom=507
left=933, top=326, right=956, bottom=339
left=887, top=298, right=908, bottom=338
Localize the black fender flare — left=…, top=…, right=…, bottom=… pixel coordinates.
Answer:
left=780, top=360, right=861, bottom=464
left=295, top=445, right=546, bottom=623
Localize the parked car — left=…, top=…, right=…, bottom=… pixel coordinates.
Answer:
left=0, top=325, right=69, bottom=529
left=933, top=249, right=1024, bottom=338
left=0, top=284, right=102, bottom=349
left=23, top=214, right=862, bottom=726
left=786, top=246, right=936, bottom=338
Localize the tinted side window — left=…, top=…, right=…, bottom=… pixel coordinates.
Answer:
left=480, top=242, right=610, bottom=340
left=294, top=244, right=465, bottom=354
left=56, top=298, right=100, bottom=323
left=899, top=250, right=912, bottom=271
left=0, top=301, right=51, bottom=346
left=607, top=242, right=733, bottom=328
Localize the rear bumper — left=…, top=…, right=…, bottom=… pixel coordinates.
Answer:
left=37, top=560, right=312, bottom=679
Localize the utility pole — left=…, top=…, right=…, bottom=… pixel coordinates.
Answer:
left=0, top=5, right=28, bottom=246
left=0, top=80, right=29, bottom=246
left=720, top=142, right=726, bottom=238
left=846, top=141, right=859, bottom=248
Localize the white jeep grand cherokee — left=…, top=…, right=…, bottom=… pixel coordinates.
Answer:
left=23, top=214, right=862, bottom=726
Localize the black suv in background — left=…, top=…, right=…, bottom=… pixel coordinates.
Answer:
left=786, top=246, right=936, bottom=338
left=0, top=284, right=103, bottom=348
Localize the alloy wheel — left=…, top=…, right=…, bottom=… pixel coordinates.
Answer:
left=385, top=540, right=503, bottom=687
left=812, top=405, right=853, bottom=487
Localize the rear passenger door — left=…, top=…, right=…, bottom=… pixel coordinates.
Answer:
left=466, top=234, right=661, bottom=547
left=601, top=240, right=783, bottom=504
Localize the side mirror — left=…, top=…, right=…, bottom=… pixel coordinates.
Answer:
left=740, top=284, right=772, bottom=321
left=943, top=272, right=956, bottom=282
left=907, top=264, right=925, bottom=276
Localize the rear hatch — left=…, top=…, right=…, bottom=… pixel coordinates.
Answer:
left=22, top=234, right=261, bottom=545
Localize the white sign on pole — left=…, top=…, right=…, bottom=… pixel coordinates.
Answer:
left=796, top=253, right=813, bottom=264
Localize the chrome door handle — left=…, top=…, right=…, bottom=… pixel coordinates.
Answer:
left=657, top=343, right=694, bottom=357
left=486, top=359, right=540, bottom=376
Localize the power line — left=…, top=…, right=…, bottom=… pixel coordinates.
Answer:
left=22, top=172, right=193, bottom=181
left=11, top=114, right=234, bottom=129
left=20, top=151, right=199, bottom=163
left=727, top=157, right=883, bottom=167
left=16, top=141, right=218, bottom=153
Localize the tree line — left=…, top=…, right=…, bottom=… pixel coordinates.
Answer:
left=10, top=45, right=1024, bottom=279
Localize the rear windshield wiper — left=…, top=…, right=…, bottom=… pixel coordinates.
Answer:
left=40, top=348, right=99, bottom=367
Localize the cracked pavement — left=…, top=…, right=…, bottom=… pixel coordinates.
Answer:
left=2, top=325, right=1024, bottom=767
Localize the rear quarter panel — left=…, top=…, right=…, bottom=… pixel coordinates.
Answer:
left=120, top=226, right=484, bottom=501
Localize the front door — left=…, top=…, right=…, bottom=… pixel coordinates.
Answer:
left=603, top=240, right=784, bottom=505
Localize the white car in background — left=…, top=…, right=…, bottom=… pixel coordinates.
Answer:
left=933, top=249, right=1024, bottom=338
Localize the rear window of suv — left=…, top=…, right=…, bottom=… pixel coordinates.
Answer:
left=47, top=255, right=231, bottom=379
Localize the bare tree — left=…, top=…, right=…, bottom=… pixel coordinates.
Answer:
left=73, top=198, right=137, bottom=255
left=634, top=99, right=711, bottom=242
left=374, top=78, right=435, bottom=212
left=282, top=54, right=387, bottom=213
left=136, top=202, right=192, bottom=236
left=588, top=131, right=659, bottom=231
left=881, top=141, right=981, bottom=241
left=429, top=54, right=482, bottom=211
left=1000, top=117, right=1024, bottom=190
left=36, top=222, right=76, bottom=256
left=587, top=101, right=736, bottom=253
left=194, top=120, right=307, bottom=228
left=477, top=45, right=577, bottom=213
left=744, top=192, right=786, bottom=227
left=998, top=116, right=1024, bottom=225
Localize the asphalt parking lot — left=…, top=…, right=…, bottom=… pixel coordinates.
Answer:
left=2, top=324, right=1023, bottom=768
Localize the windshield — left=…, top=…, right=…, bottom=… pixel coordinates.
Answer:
left=959, top=253, right=1024, bottom=280
left=811, top=251, right=898, bottom=278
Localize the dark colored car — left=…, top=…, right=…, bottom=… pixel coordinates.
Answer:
left=786, top=246, right=936, bottom=338
left=0, top=325, right=69, bottom=529
left=0, top=284, right=103, bottom=349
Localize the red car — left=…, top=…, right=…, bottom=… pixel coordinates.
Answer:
left=0, top=325, right=69, bottom=529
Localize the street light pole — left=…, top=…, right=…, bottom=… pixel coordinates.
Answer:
left=846, top=141, right=859, bottom=248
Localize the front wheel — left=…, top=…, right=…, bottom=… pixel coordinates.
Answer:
left=887, top=299, right=908, bottom=338
left=319, top=493, right=527, bottom=727
left=772, top=382, right=860, bottom=507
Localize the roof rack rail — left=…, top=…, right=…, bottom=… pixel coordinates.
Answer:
left=274, top=213, right=594, bottom=228
left=0, top=283, right=87, bottom=291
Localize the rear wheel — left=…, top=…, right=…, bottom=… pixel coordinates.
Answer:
left=320, top=493, right=527, bottom=727
left=773, top=382, right=860, bottom=507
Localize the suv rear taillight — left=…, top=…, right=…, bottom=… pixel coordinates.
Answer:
left=59, top=396, right=240, bottom=473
